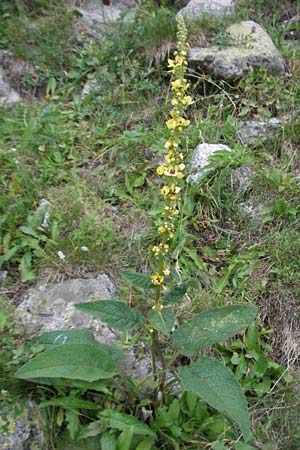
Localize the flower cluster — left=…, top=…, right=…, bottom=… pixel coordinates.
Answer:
left=151, top=16, right=191, bottom=292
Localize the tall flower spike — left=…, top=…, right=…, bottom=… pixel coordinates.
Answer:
left=151, top=16, right=191, bottom=286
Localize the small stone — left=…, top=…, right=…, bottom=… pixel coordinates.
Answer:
left=80, top=79, right=102, bottom=99
left=188, top=143, right=232, bottom=182
left=178, top=0, right=234, bottom=20
left=189, top=21, right=286, bottom=80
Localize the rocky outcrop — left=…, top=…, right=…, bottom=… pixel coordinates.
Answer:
left=178, top=0, right=234, bottom=20
left=189, top=21, right=286, bottom=80
left=188, top=143, right=232, bottom=182
left=75, top=0, right=136, bottom=38
left=15, top=274, right=151, bottom=380
left=0, top=401, right=45, bottom=450
left=237, top=117, right=283, bottom=144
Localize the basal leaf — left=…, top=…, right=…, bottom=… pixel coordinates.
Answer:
left=163, top=284, right=187, bottom=305
left=32, top=329, right=96, bottom=347
left=100, top=432, right=117, bottom=450
left=120, top=269, right=153, bottom=290
left=117, top=427, right=133, bottom=450
left=15, top=343, right=119, bottom=382
left=102, top=410, right=156, bottom=437
left=173, top=305, right=256, bottom=357
left=179, top=357, right=250, bottom=441
left=75, top=300, right=146, bottom=332
left=147, top=308, right=175, bottom=335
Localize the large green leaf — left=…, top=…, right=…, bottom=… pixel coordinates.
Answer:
left=147, top=308, right=175, bottom=335
left=173, top=305, right=256, bottom=356
left=75, top=300, right=146, bottom=332
left=32, top=329, right=96, bottom=347
left=163, top=283, right=187, bottom=305
left=120, top=269, right=153, bottom=290
left=179, top=357, right=250, bottom=441
left=102, top=410, right=156, bottom=437
left=15, top=343, right=119, bottom=382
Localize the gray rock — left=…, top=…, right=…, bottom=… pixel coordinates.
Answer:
left=232, top=165, right=254, bottom=196
left=239, top=200, right=264, bottom=223
left=80, top=78, right=102, bottom=99
left=189, top=21, right=286, bottom=80
left=15, top=274, right=151, bottom=380
left=0, top=68, right=21, bottom=107
left=15, top=274, right=117, bottom=344
left=75, top=0, right=136, bottom=38
left=178, top=0, right=234, bottom=19
left=188, top=143, right=232, bottom=182
left=237, top=117, right=283, bottom=145
left=0, top=401, right=45, bottom=450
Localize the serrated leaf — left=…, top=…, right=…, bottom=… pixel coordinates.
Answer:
left=120, top=269, right=153, bottom=290
left=75, top=300, right=146, bottom=332
left=147, top=308, right=175, bottom=335
left=179, top=357, right=250, bottom=441
left=102, top=410, right=156, bottom=437
left=32, top=329, right=96, bottom=347
left=117, top=426, right=133, bottom=450
left=100, top=432, right=117, bottom=450
left=15, top=343, right=119, bottom=382
left=163, top=284, right=187, bottom=304
left=173, top=305, right=257, bottom=357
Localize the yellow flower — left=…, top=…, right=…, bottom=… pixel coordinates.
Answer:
left=157, top=164, right=166, bottom=175
left=163, top=267, right=170, bottom=276
left=151, top=274, right=164, bottom=286
left=182, top=96, right=193, bottom=106
left=152, top=303, right=164, bottom=311
left=160, top=186, right=170, bottom=196
left=158, top=226, right=165, bottom=233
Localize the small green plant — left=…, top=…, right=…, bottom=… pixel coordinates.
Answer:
left=14, top=18, right=258, bottom=449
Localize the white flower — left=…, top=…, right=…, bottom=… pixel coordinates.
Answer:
left=57, top=251, right=66, bottom=261
left=80, top=246, right=89, bottom=252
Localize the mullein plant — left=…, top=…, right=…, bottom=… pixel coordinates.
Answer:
left=15, top=16, right=258, bottom=446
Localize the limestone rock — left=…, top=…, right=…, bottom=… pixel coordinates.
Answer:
left=188, top=143, right=232, bottom=182
left=178, top=0, right=234, bottom=20
left=15, top=274, right=151, bottom=380
left=80, top=78, right=102, bottom=99
left=0, top=401, right=45, bottom=450
left=0, top=68, right=21, bottom=107
left=237, top=117, right=283, bottom=144
left=75, top=0, right=136, bottom=38
left=15, top=274, right=117, bottom=344
left=189, top=21, right=286, bottom=80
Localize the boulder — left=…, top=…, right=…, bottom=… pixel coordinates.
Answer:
left=178, top=0, right=234, bottom=20
left=237, top=117, right=283, bottom=145
left=188, top=143, right=232, bottom=182
left=189, top=21, right=286, bottom=80
left=75, top=0, right=136, bottom=39
left=15, top=274, right=150, bottom=380
left=15, top=274, right=117, bottom=344
left=0, top=401, right=45, bottom=450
